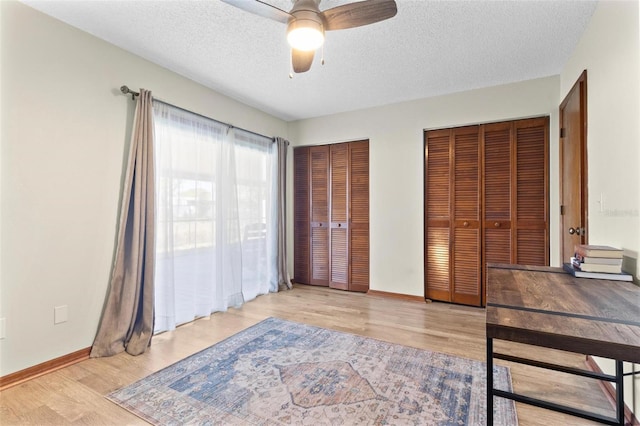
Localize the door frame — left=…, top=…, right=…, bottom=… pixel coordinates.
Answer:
left=559, top=70, right=589, bottom=264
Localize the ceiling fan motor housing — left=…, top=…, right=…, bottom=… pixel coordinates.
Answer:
left=287, top=0, right=325, bottom=51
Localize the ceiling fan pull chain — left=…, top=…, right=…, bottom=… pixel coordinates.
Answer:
left=289, top=49, right=294, bottom=79
left=321, top=43, right=325, bottom=66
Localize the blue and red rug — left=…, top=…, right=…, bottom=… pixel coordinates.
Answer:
left=108, top=317, right=517, bottom=425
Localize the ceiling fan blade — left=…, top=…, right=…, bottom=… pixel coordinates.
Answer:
left=292, top=49, right=315, bottom=73
left=323, top=0, right=397, bottom=31
left=220, top=0, right=292, bottom=24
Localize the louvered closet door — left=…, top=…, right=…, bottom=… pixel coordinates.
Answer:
left=348, top=141, right=369, bottom=292
left=483, top=122, right=513, bottom=268
left=329, top=143, right=349, bottom=290
left=310, top=145, right=330, bottom=286
left=514, top=117, right=549, bottom=265
left=426, top=118, right=548, bottom=307
left=293, top=147, right=310, bottom=284
left=425, top=129, right=452, bottom=302
left=451, top=126, right=481, bottom=306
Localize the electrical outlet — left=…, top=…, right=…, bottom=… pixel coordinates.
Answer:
left=54, top=305, right=68, bottom=324
left=0, top=318, right=5, bottom=339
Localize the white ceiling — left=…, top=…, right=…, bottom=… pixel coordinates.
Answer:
left=22, top=0, right=598, bottom=122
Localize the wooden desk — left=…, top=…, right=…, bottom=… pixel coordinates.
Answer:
left=485, top=264, right=640, bottom=425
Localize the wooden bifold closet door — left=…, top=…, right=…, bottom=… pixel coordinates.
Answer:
left=294, top=141, right=369, bottom=292
left=424, top=117, right=549, bottom=307
left=424, top=126, right=481, bottom=306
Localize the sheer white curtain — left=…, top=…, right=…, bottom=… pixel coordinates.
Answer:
left=153, top=101, right=276, bottom=333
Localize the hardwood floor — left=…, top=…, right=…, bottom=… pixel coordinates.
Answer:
left=0, top=284, right=613, bottom=425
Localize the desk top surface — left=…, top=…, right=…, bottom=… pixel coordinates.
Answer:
left=486, top=264, right=640, bottom=363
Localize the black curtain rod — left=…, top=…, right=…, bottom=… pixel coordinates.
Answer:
left=119, top=85, right=275, bottom=142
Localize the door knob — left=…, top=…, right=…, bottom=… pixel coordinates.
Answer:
left=568, top=227, right=583, bottom=235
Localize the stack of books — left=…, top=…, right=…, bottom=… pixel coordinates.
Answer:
left=563, top=244, right=632, bottom=281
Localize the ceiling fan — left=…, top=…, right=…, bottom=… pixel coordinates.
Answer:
left=221, top=0, right=398, bottom=73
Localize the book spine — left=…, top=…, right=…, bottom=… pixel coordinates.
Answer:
left=571, top=257, right=622, bottom=273
left=574, top=253, right=623, bottom=265
left=563, top=263, right=633, bottom=281
left=574, top=248, right=622, bottom=258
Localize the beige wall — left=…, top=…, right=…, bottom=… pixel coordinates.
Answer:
left=0, top=1, right=287, bottom=376
left=559, top=0, right=639, bottom=415
left=288, top=77, right=561, bottom=296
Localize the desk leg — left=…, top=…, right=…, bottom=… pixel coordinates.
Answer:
left=487, top=336, right=494, bottom=425
left=615, top=360, right=624, bottom=426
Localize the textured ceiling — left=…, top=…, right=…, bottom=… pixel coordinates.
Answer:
left=22, top=0, right=597, bottom=121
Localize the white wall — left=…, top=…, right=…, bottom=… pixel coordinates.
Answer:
left=0, top=1, right=287, bottom=376
left=288, top=77, right=561, bottom=296
left=559, top=0, right=639, bottom=415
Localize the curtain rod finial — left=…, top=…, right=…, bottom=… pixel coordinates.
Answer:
left=120, top=85, right=138, bottom=101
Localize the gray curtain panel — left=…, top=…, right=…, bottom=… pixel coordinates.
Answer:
left=274, top=137, right=292, bottom=290
left=91, top=89, right=156, bottom=357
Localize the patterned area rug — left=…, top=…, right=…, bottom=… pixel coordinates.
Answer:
left=108, top=317, right=517, bottom=425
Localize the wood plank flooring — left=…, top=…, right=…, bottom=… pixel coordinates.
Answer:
left=0, top=284, right=613, bottom=425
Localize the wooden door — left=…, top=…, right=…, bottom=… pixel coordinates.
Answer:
left=481, top=118, right=549, bottom=305
left=293, top=147, right=310, bottom=284
left=425, top=126, right=482, bottom=306
left=294, top=141, right=369, bottom=291
left=560, top=71, right=588, bottom=263
left=348, top=141, right=369, bottom=292
left=309, top=145, right=330, bottom=286
left=427, top=118, right=549, bottom=307
left=451, top=126, right=482, bottom=306
left=329, top=143, right=349, bottom=290
left=425, top=129, right=452, bottom=302
left=514, top=117, right=549, bottom=265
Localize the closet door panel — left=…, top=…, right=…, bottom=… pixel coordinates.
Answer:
left=349, top=141, right=369, bottom=292
left=330, top=143, right=349, bottom=290
left=452, top=127, right=481, bottom=306
left=293, top=147, right=310, bottom=284
left=425, top=129, right=452, bottom=301
left=310, top=145, right=330, bottom=285
left=515, top=118, right=549, bottom=266
left=483, top=123, right=513, bottom=265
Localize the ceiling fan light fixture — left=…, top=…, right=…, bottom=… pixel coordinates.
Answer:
left=287, top=19, right=324, bottom=51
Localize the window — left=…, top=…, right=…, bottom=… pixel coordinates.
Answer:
left=153, top=101, right=276, bottom=333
